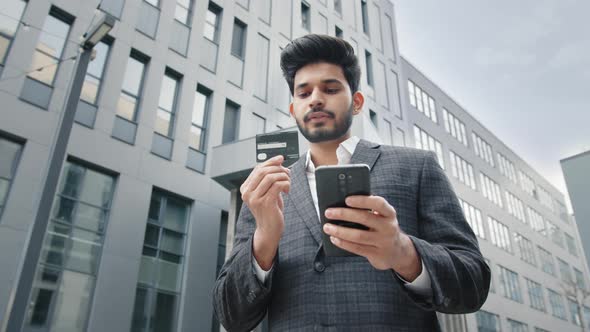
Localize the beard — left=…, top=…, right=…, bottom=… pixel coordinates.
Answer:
left=296, top=102, right=354, bottom=143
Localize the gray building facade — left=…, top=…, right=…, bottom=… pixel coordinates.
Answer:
left=0, top=0, right=588, bottom=331
left=561, top=151, right=590, bottom=287
left=402, top=58, right=590, bottom=331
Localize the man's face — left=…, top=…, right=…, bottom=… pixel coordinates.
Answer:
left=289, top=62, right=362, bottom=143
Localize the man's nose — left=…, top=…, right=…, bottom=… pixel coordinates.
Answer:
left=309, top=89, right=324, bottom=109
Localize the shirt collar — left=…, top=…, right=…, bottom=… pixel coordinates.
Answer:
left=305, top=136, right=361, bottom=173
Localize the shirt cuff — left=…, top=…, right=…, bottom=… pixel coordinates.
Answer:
left=252, top=253, right=273, bottom=284
left=395, top=260, right=433, bottom=298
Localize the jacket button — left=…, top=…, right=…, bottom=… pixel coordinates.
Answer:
left=314, top=261, right=325, bottom=272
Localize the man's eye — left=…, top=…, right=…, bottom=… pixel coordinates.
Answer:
left=326, top=89, right=339, bottom=94
left=298, top=92, right=310, bottom=98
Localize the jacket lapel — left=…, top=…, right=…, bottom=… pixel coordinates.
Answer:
left=349, top=139, right=381, bottom=171
left=288, top=156, right=323, bottom=245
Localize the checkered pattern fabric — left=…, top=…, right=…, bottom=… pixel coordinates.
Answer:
left=213, top=139, right=490, bottom=331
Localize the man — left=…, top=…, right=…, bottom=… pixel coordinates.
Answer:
left=213, top=34, right=490, bottom=331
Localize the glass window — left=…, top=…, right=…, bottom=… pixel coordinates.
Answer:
left=568, top=297, right=582, bottom=326
left=175, top=0, right=193, bottom=25
left=459, top=199, right=485, bottom=239
left=231, top=19, right=246, bottom=59
left=505, top=190, right=526, bottom=223
left=480, top=173, right=503, bottom=208
left=472, top=132, right=495, bottom=167
left=525, top=278, right=546, bottom=312
left=132, top=190, right=190, bottom=332
left=222, top=100, right=240, bottom=144
left=204, top=3, right=222, bottom=42
left=450, top=151, right=476, bottom=190
left=0, top=136, right=23, bottom=218
left=507, top=319, right=528, bottom=332
left=488, top=217, right=512, bottom=253
left=190, top=86, right=211, bottom=151
left=301, top=2, right=310, bottom=30
left=413, top=125, right=444, bottom=169
left=537, top=246, right=555, bottom=276
left=547, top=288, right=567, bottom=320
left=514, top=233, right=536, bottom=266
left=361, top=0, right=369, bottom=35
left=28, top=9, right=71, bottom=85
left=27, top=161, right=115, bottom=330
left=117, top=52, right=148, bottom=121
left=476, top=310, right=500, bottom=332
left=557, top=258, right=573, bottom=284
left=528, top=207, right=546, bottom=235
left=442, top=108, right=468, bottom=146
left=565, top=233, right=578, bottom=256
left=155, top=71, right=180, bottom=137
left=335, top=25, right=343, bottom=38
left=409, top=82, right=437, bottom=123
left=81, top=40, right=111, bottom=104
left=498, top=265, right=522, bottom=303
left=0, top=0, right=27, bottom=67
left=365, top=50, right=374, bottom=87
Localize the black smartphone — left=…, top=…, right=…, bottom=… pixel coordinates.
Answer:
left=315, top=164, right=371, bottom=256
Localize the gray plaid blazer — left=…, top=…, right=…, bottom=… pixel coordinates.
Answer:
left=213, top=139, right=490, bottom=331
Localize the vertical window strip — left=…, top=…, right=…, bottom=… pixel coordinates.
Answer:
left=538, top=246, right=555, bottom=276
left=488, top=217, right=512, bottom=253
left=459, top=199, right=485, bottom=239
left=450, top=151, right=476, bottom=190
left=413, top=125, right=444, bottom=169
left=472, top=132, right=495, bottom=167
left=498, top=265, right=522, bottom=302
left=525, top=278, right=546, bottom=312
left=408, top=81, right=437, bottom=123
left=547, top=288, right=567, bottom=320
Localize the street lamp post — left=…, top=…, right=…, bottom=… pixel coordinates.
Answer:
left=3, top=13, right=115, bottom=332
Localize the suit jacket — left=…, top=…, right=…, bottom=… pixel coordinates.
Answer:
left=213, top=139, right=491, bottom=331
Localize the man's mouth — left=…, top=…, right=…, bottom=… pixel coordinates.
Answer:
left=305, top=111, right=333, bottom=122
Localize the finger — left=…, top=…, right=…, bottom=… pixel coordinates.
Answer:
left=253, top=173, right=290, bottom=198
left=260, top=154, right=285, bottom=167
left=324, top=207, right=383, bottom=230
left=345, top=195, right=396, bottom=219
left=323, top=223, right=378, bottom=247
left=265, top=180, right=291, bottom=200
left=244, top=165, right=289, bottom=194
left=329, top=236, right=375, bottom=257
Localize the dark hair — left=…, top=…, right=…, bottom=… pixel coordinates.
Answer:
left=280, top=34, right=361, bottom=96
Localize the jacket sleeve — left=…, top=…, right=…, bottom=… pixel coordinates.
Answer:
left=398, top=151, right=491, bottom=313
left=212, top=202, right=277, bottom=331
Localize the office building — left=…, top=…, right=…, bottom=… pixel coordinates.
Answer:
left=1, top=0, right=587, bottom=331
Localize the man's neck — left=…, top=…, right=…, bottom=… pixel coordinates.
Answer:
left=309, top=134, right=351, bottom=167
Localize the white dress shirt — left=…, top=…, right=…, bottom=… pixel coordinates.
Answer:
left=252, top=136, right=432, bottom=298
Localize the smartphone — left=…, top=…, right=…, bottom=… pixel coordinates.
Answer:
left=315, top=164, right=371, bottom=256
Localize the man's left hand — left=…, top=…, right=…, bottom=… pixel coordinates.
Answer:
left=323, top=195, right=422, bottom=281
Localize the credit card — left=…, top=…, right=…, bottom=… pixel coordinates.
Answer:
left=256, top=131, right=300, bottom=167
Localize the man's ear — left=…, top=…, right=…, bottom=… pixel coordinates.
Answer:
left=289, top=102, right=294, bottom=117
left=352, top=91, right=365, bottom=115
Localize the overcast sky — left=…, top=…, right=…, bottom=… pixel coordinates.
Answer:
left=390, top=0, right=590, bottom=211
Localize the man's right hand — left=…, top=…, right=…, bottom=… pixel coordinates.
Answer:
left=240, top=155, right=291, bottom=270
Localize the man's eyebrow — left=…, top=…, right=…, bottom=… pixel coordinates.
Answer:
left=295, top=79, right=344, bottom=90
left=321, top=79, right=344, bottom=85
